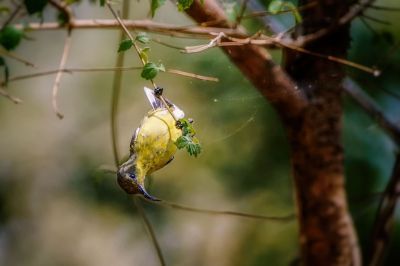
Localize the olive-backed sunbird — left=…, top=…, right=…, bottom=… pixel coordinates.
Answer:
left=117, top=87, right=184, bottom=201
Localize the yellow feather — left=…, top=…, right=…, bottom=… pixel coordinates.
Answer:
left=133, top=108, right=181, bottom=186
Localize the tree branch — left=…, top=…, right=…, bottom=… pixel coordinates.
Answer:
left=15, top=19, right=245, bottom=38
left=291, top=0, right=377, bottom=46
left=185, top=0, right=307, bottom=122
left=343, top=78, right=400, bottom=145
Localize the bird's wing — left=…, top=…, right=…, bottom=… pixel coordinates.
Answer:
left=144, top=87, right=163, bottom=110
left=144, top=86, right=185, bottom=119
left=129, top=127, right=140, bottom=155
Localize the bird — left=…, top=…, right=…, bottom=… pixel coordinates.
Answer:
left=117, top=87, right=184, bottom=201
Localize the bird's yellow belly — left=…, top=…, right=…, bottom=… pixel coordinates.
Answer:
left=134, top=109, right=181, bottom=180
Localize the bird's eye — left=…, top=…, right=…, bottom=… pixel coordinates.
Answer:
left=128, top=173, right=136, bottom=180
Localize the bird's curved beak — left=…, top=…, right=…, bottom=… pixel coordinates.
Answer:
left=136, top=182, right=160, bottom=201
left=129, top=174, right=160, bottom=201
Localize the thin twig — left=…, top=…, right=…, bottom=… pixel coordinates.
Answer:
left=13, top=19, right=245, bottom=39
left=145, top=198, right=295, bottom=221
left=183, top=32, right=224, bottom=53
left=368, top=153, right=400, bottom=266
left=343, top=77, right=400, bottom=145
left=110, top=0, right=128, bottom=168
left=99, top=166, right=294, bottom=221
left=106, top=2, right=177, bottom=122
left=2, top=66, right=218, bottom=85
left=0, top=87, right=22, bottom=103
left=152, top=38, right=184, bottom=50
left=166, top=68, right=219, bottom=82
left=133, top=197, right=166, bottom=266
left=361, top=14, right=391, bottom=25
left=184, top=32, right=379, bottom=76
left=234, top=0, right=250, bottom=27
left=0, top=48, right=35, bottom=67
left=368, top=4, right=400, bottom=11
left=281, top=42, right=380, bottom=76
left=52, top=32, right=72, bottom=119
left=292, top=0, right=377, bottom=46
left=107, top=2, right=167, bottom=265
left=241, top=1, right=318, bottom=20
left=1, top=2, right=23, bottom=29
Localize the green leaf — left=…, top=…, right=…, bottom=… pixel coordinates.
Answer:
left=0, top=57, right=10, bottom=86
left=175, top=135, right=191, bottom=149
left=136, top=32, right=150, bottom=44
left=100, top=0, right=106, bottom=6
left=177, top=118, right=195, bottom=135
left=140, top=62, right=165, bottom=80
left=187, top=141, right=201, bottom=157
left=268, top=0, right=302, bottom=24
left=177, top=0, right=194, bottom=11
left=150, top=0, right=166, bottom=17
left=118, top=39, right=133, bottom=52
left=268, top=0, right=284, bottom=14
left=24, top=0, right=48, bottom=14
left=139, top=47, right=150, bottom=63
left=175, top=135, right=201, bottom=157
left=175, top=118, right=201, bottom=157
left=0, top=26, right=24, bottom=51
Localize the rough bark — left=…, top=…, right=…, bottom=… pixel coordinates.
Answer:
left=285, top=1, right=361, bottom=265
left=186, top=0, right=360, bottom=265
left=284, top=1, right=361, bottom=265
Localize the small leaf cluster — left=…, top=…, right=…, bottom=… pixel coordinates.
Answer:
left=141, top=62, right=165, bottom=80
left=268, top=0, right=302, bottom=23
left=117, top=32, right=165, bottom=80
left=175, top=119, right=201, bottom=157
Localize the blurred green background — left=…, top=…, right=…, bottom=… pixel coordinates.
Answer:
left=0, top=0, right=399, bottom=265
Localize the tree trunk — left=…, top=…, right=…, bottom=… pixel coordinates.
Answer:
left=186, top=0, right=361, bottom=264
left=284, top=1, right=361, bottom=265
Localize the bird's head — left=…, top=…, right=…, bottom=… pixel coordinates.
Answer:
left=117, top=162, right=159, bottom=201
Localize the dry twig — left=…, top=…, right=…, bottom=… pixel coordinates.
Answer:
left=2, top=66, right=218, bottom=84
left=52, top=32, right=72, bottom=119
left=0, top=87, right=22, bottom=103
